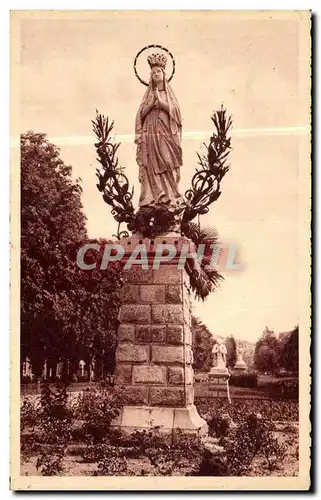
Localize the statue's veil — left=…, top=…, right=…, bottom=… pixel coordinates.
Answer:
left=135, top=68, right=182, bottom=145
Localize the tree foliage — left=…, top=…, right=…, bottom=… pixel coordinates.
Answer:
left=225, top=335, right=237, bottom=368
left=254, top=327, right=280, bottom=373
left=21, top=132, right=121, bottom=379
left=279, top=326, right=299, bottom=373
left=182, top=223, right=224, bottom=301
left=191, top=316, right=215, bottom=372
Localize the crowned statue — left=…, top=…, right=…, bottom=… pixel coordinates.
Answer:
left=135, top=51, right=184, bottom=209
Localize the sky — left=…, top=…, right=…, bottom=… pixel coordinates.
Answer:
left=15, top=10, right=310, bottom=342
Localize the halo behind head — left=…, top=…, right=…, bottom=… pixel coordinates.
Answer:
left=134, top=44, right=175, bottom=86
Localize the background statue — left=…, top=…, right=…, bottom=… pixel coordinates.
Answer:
left=212, top=341, right=228, bottom=370
left=135, top=52, right=183, bottom=209
left=234, top=345, right=247, bottom=371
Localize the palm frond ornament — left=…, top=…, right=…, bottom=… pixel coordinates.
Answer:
left=182, top=106, right=232, bottom=227
left=93, top=112, right=135, bottom=239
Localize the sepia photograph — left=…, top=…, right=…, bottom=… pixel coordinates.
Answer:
left=10, top=9, right=311, bottom=490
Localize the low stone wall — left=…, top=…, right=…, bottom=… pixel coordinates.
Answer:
left=195, top=383, right=272, bottom=400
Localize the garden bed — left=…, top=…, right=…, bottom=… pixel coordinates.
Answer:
left=20, top=385, right=299, bottom=477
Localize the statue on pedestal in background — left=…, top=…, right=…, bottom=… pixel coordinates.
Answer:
left=209, top=341, right=230, bottom=401
left=234, top=345, right=247, bottom=372
left=211, top=341, right=228, bottom=373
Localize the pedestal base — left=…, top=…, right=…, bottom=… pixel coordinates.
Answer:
left=233, top=362, right=247, bottom=373
left=208, top=370, right=231, bottom=401
left=209, top=366, right=229, bottom=375
left=111, top=404, right=208, bottom=443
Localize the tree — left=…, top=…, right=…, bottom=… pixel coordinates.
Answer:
left=225, top=335, right=237, bottom=368
left=254, top=326, right=280, bottom=373
left=21, top=132, right=121, bottom=379
left=279, top=326, right=299, bottom=373
left=182, top=223, right=224, bottom=301
left=191, top=316, right=215, bottom=372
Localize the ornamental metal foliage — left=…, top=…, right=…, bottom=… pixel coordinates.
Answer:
left=182, top=106, right=232, bottom=227
left=92, top=106, right=232, bottom=239
left=93, top=112, right=135, bottom=239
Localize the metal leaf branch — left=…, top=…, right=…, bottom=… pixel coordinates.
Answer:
left=182, top=106, right=232, bottom=227
left=92, top=111, right=135, bottom=239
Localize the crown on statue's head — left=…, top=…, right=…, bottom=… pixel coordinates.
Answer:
left=147, top=52, right=167, bottom=69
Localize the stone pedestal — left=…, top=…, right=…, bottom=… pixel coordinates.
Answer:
left=233, top=363, right=247, bottom=373
left=112, top=235, right=207, bottom=442
left=208, top=367, right=231, bottom=401
left=233, top=353, right=247, bottom=373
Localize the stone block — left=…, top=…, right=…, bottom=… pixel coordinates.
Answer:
left=152, top=305, right=184, bottom=325
left=165, top=285, right=183, bottom=304
left=140, top=285, right=165, bottom=304
left=132, top=365, right=167, bottom=384
left=111, top=405, right=208, bottom=443
left=117, top=344, right=149, bottom=363
left=135, top=325, right=151, bottom=343
left=185, top=367, right=194, bottom=385
left=184, top=325, right=192, bottom=345
left=168, top=367, right=184, bottom=385
left=218, top=390, right=229, bottom=397
left=185, top=346, right=194, bottom=365
left=118, top=324, right=135, bottom=343
left=183, top=308, right=192, bottom=327
left=119, top=304, right=151, bottom=324
left=122, top=284, right=140, bottom=304
left=151, top=325, right=166, bottom=343
left=185, top=385, right=194, bottom=405
left=120, top=406, right=175, bottom=430
left=152, top=346, right=184, bottom=365
left=123, top=268, right=153, bottom=284
left=121, top=386, right=149, bottom=405
left=173, top=406, right=208, bottom=436
left=150, top=387, right=185, bottom=407
left=153, top=266, right=182, bottom=284
left=115, top=364, right=132, bottom=384
left=207, top=389, right=218, bottom=396
left=167, top=325, right=184, bottom=345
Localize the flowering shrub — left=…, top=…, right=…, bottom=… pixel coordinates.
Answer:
left=191, top=448, right=229, bottom=476
left=20, top=397, right=39, bottom=432
left=94, top=456, right=128, bottom=476
left=207, top=413, right=235, bottom=438
left=261, top=379, right=298, bottom=400
left=72, top=384, right=123, bottom=444
left=20, top=383, right=73, bottom=474
left=223, top=413, right=286, bottom=475
left=193, top=412, right=287, bottom=476
left=147, top=429, right=203, bottom=476
left=196, top=397, right=299, bottom=422
left=36, top=451, right=65, bottom=476
left=35, top=383, right=73, bottom=446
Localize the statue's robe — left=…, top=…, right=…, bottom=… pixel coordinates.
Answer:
left=135, top=76, right=183, bottom=208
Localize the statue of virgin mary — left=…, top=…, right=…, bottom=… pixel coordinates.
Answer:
left=135, top=52, right=184, bottom=208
